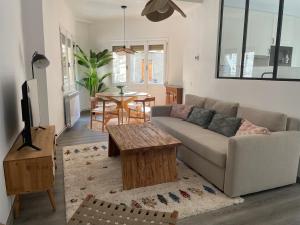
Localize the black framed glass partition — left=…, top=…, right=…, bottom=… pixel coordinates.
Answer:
left=217, top=0, right=300, bottom=81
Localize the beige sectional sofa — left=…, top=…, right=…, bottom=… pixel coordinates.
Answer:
left=151, top=94, right=300, bottom=197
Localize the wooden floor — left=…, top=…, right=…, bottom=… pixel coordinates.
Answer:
left=13, top=113, right=300, bottom=225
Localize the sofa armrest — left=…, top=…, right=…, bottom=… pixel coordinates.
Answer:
left=224, top=131, right=300, bottom=197
left=151, top=105, right=172, bottom=117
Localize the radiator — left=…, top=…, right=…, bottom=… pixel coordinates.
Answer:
left=64, top=91, right=81, bottom=128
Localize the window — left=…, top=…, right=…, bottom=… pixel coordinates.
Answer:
left=217, top=0, right=300, bottom=81
left=219, top=4, right=245, bottom=78
left=112, top=46, right=127, bottom=84
left=148, top=45, right=165, bottom=85
left=243, top=52, right=255, bottom=77
left=112, top=41, right=167, bottom=85
left=60, top=33, right=76, bottom=92
left=130, top=45, right=145, bottom=84
left=223, top=52, right=238, bottom=77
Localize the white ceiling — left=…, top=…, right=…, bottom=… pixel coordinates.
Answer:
left=66, top=0, right=202, bottom=22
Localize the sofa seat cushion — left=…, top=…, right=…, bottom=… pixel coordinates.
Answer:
left=152, top=117, right=229, bottom=168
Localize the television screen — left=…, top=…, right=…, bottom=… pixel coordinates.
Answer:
left=27, top=79, right=40, bottom=127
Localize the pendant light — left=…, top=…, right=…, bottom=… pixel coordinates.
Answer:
left=115, top=6, right=135, bottom=55
left=142, top=0, right=187, bottom=22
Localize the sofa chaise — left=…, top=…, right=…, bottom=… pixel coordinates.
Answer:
left=151, top=94, right=300, bottom=197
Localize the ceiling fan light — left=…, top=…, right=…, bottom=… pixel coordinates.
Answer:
left=142, top=0, right=187, bottom=22
left=118, top=6, right=135, bottom=55
left=146, top=9, right=174, bottom=22
left=157, top=4, right=170, bottom=13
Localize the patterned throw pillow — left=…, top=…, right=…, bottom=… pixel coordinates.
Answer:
left=208, top=114, right=242, bottom=137
left=236, top=120, right=271, bottom=136
left=187, top=107, right=215, bottom=128
left=170, top=104, right=193, bottom=120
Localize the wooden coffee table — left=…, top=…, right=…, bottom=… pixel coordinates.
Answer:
left=107, top=123, right=181, bottom=190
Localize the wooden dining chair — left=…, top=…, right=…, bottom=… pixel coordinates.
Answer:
left=128, top=96, right=156, bottom=123
left=90, top=97, right=120, bottom=132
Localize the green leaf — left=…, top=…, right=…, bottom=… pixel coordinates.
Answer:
left=76, top=45, right=88, bottom=61
left=74, top=46, right=113, bottom=97
left=99, top=73, right=112, bottom=83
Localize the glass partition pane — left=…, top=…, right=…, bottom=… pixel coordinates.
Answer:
left=219, top=1, right=245, bottom=77
left=130, top=45, right=145, bottom=84
left=243, top=0, right=279, bottom=78
left=277, top=0, right=300, bottom=80
left=148, top=44, right=164, bottom=84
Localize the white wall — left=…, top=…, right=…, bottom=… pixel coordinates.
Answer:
left=0, top=0, right=27, bottom=223
left=89, top=17, right=185, bottom=85
left=183, top=0, right=300, bottom=119
left=76, top=16, right=186, bottom=108
left=21, top=0, right=49, bottom=126
left=43, top=0, right=76, bottom=134
left=0, top=1, right=77, bottom=222
left=75, top=21, right=91, bottom=111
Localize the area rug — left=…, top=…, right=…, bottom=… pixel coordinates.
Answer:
left=63, top=142, right=244, bottom=221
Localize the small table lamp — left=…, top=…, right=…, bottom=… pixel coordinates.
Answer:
left=31, top=51, right=50, bottom=79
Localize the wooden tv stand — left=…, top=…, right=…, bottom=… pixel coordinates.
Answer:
left=3, top=126, right=56, bottom=217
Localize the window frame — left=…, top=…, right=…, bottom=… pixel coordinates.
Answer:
left=111, top=39, right=168, bottom=86
left=59, top=30, right=77, bottom=94
left=216, top=0, right=300, bottom=82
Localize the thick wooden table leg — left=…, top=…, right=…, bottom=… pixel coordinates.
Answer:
left=108, top=134, right=120, bottom=157
left=122, top=147, right=177, bottom=190
left=47, top=189, right=56, bottom=211
left=14, top=194, right=21, bottom=218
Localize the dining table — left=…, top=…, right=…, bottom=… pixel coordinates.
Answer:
left=95, top=91, right=149, bottom=124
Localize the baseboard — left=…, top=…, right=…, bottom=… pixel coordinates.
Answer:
left=297, top=177, right=300, bottom=184
left=56, top=126, right=67, bottom=138
left=5, top=199, right=14, bottom=225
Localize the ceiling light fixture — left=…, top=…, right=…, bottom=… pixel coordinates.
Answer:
left=115, top=6, right=135, bottom=55
left=142, top=0, right=187, bottom=22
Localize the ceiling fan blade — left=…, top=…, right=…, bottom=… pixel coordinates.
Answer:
left=168, top=0, right=187, bottom=18
left=141, top=0, right=170, bottom=16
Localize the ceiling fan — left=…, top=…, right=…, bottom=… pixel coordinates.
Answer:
left=141, top=0, right=203, bottom=22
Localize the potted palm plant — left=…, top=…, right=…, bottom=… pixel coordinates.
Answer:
left=74, top=45, right=113, bottom=97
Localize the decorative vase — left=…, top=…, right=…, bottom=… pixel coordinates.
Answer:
left=116, top=85, right=125, bottom=95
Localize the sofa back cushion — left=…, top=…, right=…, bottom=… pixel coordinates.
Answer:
left=204, top=98, right=239, bottom=117
left=208, top=113, right=242, bottom=137
left=185, top=94, right=206, bottom=107
left=237, top=106, right=287, bottom=132
left=170, top=104, right=193, bottom=120
left=187, top=107, right=215, bottom=128
left=236, top=119, right=271, bottom=136
left=287, top=117, right=300, bottom=131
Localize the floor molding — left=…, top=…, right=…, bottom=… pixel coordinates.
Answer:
left=56, top=126, right=67, bottom=138
left=6, top=201, right=14, bottom=225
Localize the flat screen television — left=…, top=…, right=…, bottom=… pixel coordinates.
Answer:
left=18, top=79, right=41, bottom=151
